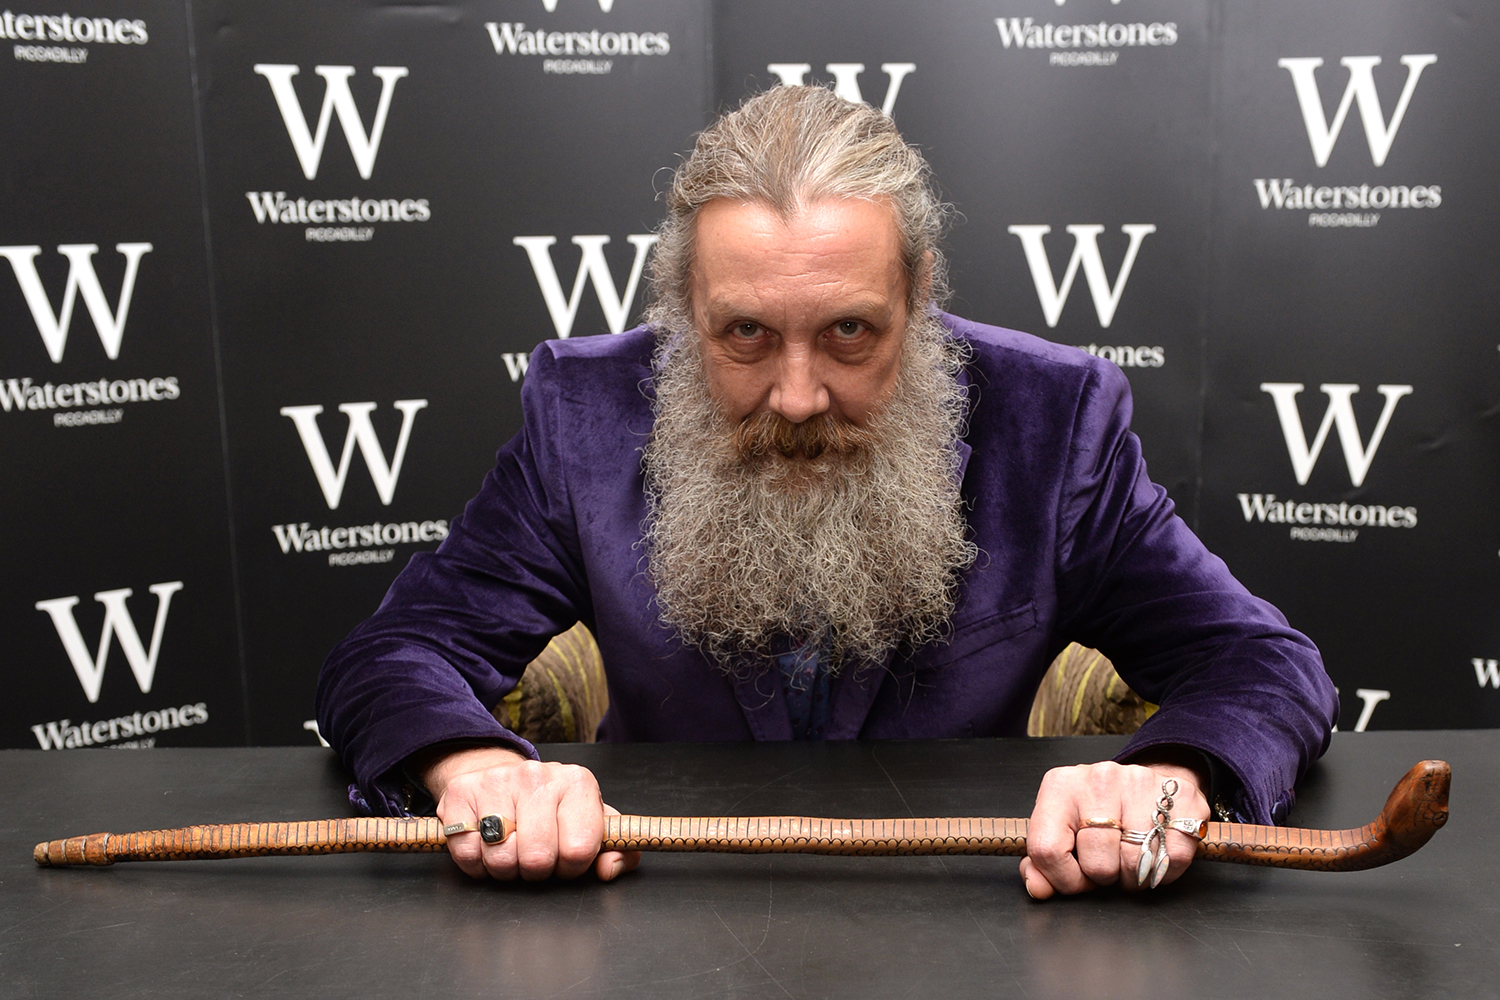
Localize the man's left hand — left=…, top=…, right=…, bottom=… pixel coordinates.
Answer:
left=1019, top=760, right=1209, bottom=899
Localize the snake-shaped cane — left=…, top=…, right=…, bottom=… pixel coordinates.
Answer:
left=35, top=760, right=1449, bottom=874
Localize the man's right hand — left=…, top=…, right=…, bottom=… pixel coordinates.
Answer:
left=417, top=746, right=641, bottom=882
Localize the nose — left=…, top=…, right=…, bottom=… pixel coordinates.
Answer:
left=767, top=345, right=830, bottom=424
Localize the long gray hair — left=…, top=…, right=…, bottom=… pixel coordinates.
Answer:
left=645, top=84, right=951, bottom=337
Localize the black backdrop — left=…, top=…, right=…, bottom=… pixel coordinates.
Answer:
left=3, top=0, right=1496, bottom=750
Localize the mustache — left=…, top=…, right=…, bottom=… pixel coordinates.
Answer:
left=732, top=411, right=874, bottom=461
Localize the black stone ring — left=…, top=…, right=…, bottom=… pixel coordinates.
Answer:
left=479, top=814, right=511, bottom=844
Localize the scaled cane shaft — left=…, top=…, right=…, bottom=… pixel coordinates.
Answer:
left=599, top=761, right=1450, bottom=872
left=34, top=816, right=448, bottom=867
left=602, top=816, right=1029, bottom=857
left=36, top=761, right=1449, bottom=874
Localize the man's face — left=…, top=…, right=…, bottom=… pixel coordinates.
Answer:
left=647, top=196, right=973, bottom=667
left=689, top=197, right=910, bottom=431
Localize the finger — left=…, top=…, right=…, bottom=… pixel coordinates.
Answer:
left=1018, top=856, right=1055, bottom=900
left=508, top=762, right=560, bottom=881
left=552, top=765, right=605, bottom=880
left=1026, top=765, right=1097, bottom=896
left=438, top=817, right=489, bottom=880
left=436, top=779, right=509, bottom=880
left=1118, top=773, right=1161, bottom=892
left=1153, top=829, right=1201, bottom=888
left=1073, top=769, right=1127, bottom=887
left=1152, top=772, right=1210, bottom=889
left=595, top=805, right=641, bottom=881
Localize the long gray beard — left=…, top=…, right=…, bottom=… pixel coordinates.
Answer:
left=640, top=313, right=978, bottom=672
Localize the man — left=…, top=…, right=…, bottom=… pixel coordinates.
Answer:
left=317, top=85, right=1337, bottom=899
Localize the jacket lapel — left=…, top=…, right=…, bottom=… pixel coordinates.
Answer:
left=824, top=655, right=892, bottom=739
left=729, top=667, right=793, bottom=741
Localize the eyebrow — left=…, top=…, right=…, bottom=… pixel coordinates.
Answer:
left=702, top=298, right=896, bottom=325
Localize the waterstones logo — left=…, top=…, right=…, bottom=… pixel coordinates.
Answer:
left=1257, top=55, right=1438, bottom=225
left=0, top=242, right=176, bottom=424
left=1078, top=343, right=1163, bottom=369
left=253, top=64, right=428, bottom=237
left=0, top=375, right=179, bottom=425
left=1262, top=382, right=1409, bottom=487
left=1, top=242, right=151, bottom=362
left=1237, top=382, right=1415, bottom=542
left=767, top=63, right=915, bottom=117
left=276, top=399, right=447, bottom=567
left=1474, top=658, right=1499, bottom=689
left=995, top=16, right=1176, bottom=66
left=35, top=582, right=182, bottom=703
left=503, top=351, right=531, bottom=382
left=485, top=21, right=669, bottom=75
left=31, top=702, right=208, bottom=750
left=1007, top=224, right=1154, bottom=328
left=515, top=234, right=655, bottom=338
left=1252, top=178, right=1439, bottom=229
left=1235, top=494, right=1416, bottom=541
left=245, top=191, right=431, bottom=238
left=1280, top=55, right=1434, bottom=168
left=255, top=64, right=406, bottom=180
left=281, top=399, right=427, bottom=509
left=271, top=518, right=450, bottom=567
left=3, top=11, right=147, bottom=63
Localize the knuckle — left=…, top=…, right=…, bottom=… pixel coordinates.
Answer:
left=1076, top=852, right=1113, bottom=877
left=1029, top=839, right=1071, bottom=866
left=448, top=842, right=482, bottom=866
left=517, top=841, right=556, bottom=871
left=1084, top=764, right=1120, bottom=795
left=558, top=835, right=598, bottom=865
left=480, top=851, right=517, bottom=880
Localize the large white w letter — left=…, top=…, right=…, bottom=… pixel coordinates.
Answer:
left=36, top=582, right=184, bottom=703
left=280, top=400, right=428, bottom=508
left=254, top=64, right=408, bottom=180
left=766, top=63, right=916, bottom=116
left=513, top=235, right=656, bottom=337
left=0, top=243, right=152, bottom=362
left=1260, top=383, right=1412, bottom=487
left=1277, top=55, right=1436, bottom=167
left=1006, top=224, right=1155, bottom=328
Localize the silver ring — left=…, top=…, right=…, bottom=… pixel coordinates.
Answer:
left=1120, top=829, right=1154, bottom=846
left=1167, top=817, right=1208, bottom=839
left=442, top=816, right=516, bottom=844
left=1149, top=850, right=1171, bottom=888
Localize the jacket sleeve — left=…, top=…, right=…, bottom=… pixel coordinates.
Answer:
left=315, top=344, right=590, bottom=815
left=1052, top=360, right=1339, bottom=825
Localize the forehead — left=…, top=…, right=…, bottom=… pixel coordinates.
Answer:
left=691, top=198, right=905, bottom=306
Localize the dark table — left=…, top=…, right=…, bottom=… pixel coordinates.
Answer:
left=1, top=731, right=1493, bottom=999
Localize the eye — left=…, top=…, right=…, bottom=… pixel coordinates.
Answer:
left=732, top=322, right=762, bottom=339
left=831, top=320, right=865, bottom=339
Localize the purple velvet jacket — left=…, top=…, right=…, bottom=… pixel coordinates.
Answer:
left=317, top=315, right=1337, bottom=823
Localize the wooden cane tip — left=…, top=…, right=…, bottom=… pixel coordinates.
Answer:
left=1375, top=760, right=1451, bottom=861
left=1416, top=759, right=1451, bottom=825
left=1394, top=760, right=1451, bottom=819
left=34, top=841, right=51, bottom=866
